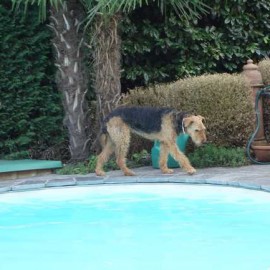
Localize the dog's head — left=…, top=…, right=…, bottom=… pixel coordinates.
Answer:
left=183, top=115, right=207, bottom=146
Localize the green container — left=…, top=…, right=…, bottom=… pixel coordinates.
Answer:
left=151, top=134, right=190, bottom=169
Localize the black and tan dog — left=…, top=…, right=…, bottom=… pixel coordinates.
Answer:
left=95, top=106, right=206, bottom=176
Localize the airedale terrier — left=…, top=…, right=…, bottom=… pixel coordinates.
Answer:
left=95, top=106, right=206, bottom=176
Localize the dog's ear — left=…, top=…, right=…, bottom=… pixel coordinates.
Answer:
left=197, top=115, right=205, bottom=122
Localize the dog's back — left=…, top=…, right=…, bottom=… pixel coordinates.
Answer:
left=103, top=106, right=174, bottom=134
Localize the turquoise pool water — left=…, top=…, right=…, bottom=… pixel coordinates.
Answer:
left=1, top=184, right=270, bottom=270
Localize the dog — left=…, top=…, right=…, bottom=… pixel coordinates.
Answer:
left=95, top=106, right=206, bottom=176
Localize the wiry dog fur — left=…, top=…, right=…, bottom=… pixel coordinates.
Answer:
left=95, top=106, right=207, bottom=176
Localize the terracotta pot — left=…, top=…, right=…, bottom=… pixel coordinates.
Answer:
left=251, top=141, right=270, bottom=161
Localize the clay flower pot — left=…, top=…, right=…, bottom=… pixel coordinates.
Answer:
left=251, top=140, right=270, bottom=162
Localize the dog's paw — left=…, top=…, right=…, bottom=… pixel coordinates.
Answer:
left=161, top=168, right=174, bottom=174
left=95, top=170, right=106, bottom=176
left=186, top=167, right=196, bottom=175
left=124, top=170, right=136, bottom=176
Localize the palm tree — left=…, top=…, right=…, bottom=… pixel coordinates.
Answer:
left=12, top=0, right=91, bottom=162
left=11, top=0, right=208, bottom=157
left=83, top=0, right=208, bottom=130
left=49, top=0, right=91, bottom=162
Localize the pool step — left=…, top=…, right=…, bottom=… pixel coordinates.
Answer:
left=0, top=160, right=63, bottom=180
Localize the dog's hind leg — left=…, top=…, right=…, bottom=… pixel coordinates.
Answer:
left=167, top=140, right=196, bottom=175
left=107, top=118, right=135, bottom=176
left=159, top=142, right=174, bottom=174
left=95, top=134, right=114, bottom=176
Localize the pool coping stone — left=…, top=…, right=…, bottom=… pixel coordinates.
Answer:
left=0, top=164, right=270, bottom=193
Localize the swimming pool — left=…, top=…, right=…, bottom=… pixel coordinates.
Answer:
left=1, top=184, right=270, bottom=270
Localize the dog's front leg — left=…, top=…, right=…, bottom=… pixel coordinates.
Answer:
left=159, top=142, right=174, bottom=174
left=167, top=141, right=196, bottom=175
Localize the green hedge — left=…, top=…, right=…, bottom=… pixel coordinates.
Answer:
left=0, top=2, right=65, bottom=159
left=122, top=73, right=255, bottom=149
left=121, top=0, right=270, bottom=91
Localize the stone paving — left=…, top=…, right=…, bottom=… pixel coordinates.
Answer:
left=0, top=164, right=270, bottom=193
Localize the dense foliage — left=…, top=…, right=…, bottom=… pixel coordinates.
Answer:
left=0, top=2, right=65, bottom=159
left=121, top=0, right=270, bottom=91
left=1, top=0, right=270, bottom=161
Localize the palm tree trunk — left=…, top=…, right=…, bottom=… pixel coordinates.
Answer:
left=92, top=14, right=122, bottom=127
left=49, top=0, right=90, bottom=162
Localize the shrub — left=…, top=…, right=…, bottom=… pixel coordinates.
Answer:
left=188, top=144, right=249, bottom=168
left=57, top=150, right=151, bottom=175
left=258, top=59, right=270, bottom=86
left=122, top=73, right=255, bottom=148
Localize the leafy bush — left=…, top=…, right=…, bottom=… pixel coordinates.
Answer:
left=57, top=150, right=151, bottom=175
left=188, top=144, right=249, bottom=168
left=121, top=0, right=270, bottom=91
left=0, top=2, right=65, bottom=159
left=258, top=59, right=270, bottom=86
left=122, top=73, right=255, bottom=148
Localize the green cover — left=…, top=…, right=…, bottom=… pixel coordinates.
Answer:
left=0, top=160, right=63, bottom=173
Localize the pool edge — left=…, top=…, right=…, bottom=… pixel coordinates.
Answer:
left=1, top=173, right=270, bottom=194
